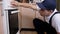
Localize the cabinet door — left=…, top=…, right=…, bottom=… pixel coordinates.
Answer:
left=56, top=0, right=60, bottom=11
left=18, top=7, right=36, bottom=29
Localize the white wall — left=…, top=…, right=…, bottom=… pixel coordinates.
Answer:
left=0, top=2, right=4, bottom=34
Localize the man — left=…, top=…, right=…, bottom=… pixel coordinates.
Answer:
left=11, top=0, right=60, bottom=34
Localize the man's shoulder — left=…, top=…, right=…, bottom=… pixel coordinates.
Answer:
left=52, top=13, right=60, bottom=19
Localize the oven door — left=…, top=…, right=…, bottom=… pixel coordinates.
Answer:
left=8, top=9, right=19, bottom=34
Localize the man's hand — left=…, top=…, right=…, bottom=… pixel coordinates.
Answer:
left=11, top=1, right=19, bottom=7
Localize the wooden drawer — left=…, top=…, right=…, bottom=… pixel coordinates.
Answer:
left=21, top=31, right=37, bottom=34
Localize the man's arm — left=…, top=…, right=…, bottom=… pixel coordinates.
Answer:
left=11, top=1, right=39, bottom=10
left=19, top=3, right=38, bottom=10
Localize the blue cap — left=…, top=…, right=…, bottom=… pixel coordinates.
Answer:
left=36, top=0, right=56, bottom=10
